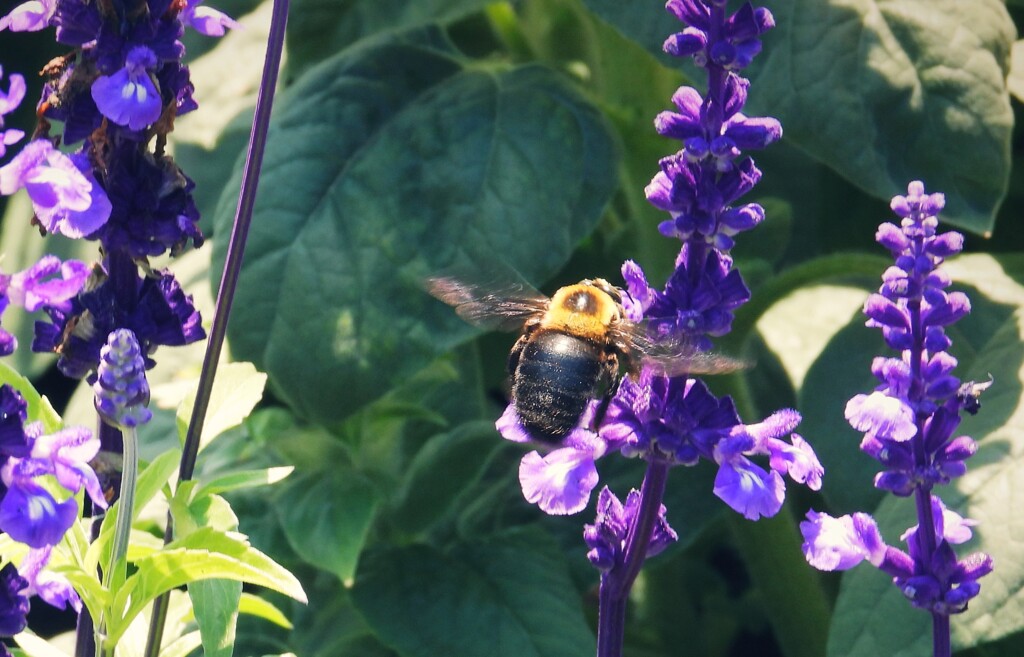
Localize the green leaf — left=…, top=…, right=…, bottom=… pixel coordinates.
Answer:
left=286, top=0, right=492, bottom=75
left=275, top=470, right=379, bottom=585
left=237, top=592, right=293, bottom=629
left=211, top=26, right=618, bottom=425
left=352, top=529, right=595, bottom=657
left=826, top=254, right=1024, bottom=655
left=175, top=361, right=267, bottom=450
left=135, top=449, right=183, bottom=517
left=0, top=360, right=62, bottom=432
left=12, top=633, right=71, bottom=657
left=1008, top=40, right=1024, bottom=103
left=390, top=421, right=499, bottom=534
left=581, top=0, right=1014, bottom=234
left=108, top=528, right=306, bottom=645
left=189, top=579, right=243, bottom=657
left=193, top=466, right=294, bottom=500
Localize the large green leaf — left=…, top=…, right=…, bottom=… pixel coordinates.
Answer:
left=390, top=420, right=500, bottom=535
left=581, top=0, right=1014, bottom=234
left=211, top=27, right=618, bottom=424
left=351, top=528, right=595, bottom=657
left=286, top=0, right=493, bottom=76
left=274, top=470, right=380, bottom=585
left=825, top=254, right=1024, bottom=656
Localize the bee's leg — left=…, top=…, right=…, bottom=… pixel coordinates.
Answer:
left=507, top=333, right=529, bottom=376
left=507, top=318, right=541, bottom=375
left=591, top=351, right=621, bottom=430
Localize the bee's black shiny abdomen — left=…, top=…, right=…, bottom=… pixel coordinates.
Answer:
left=512, top=329, right=605, bottom=443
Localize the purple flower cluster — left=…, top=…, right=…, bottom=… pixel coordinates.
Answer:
left=0, top=0, right=239, bottom=380
left=0, top=384, right=105, bottom=614
left=0, top=0, right=234, bottom=631
left=800, top=182, right=993, bottom=622
left=496, top=0, right=820, bottom=531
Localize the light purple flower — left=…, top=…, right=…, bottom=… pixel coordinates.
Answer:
left=800, top=510, right=887, bottom=571
left=0, top=140, right=111, bottom=238
left=91, top=46, right=163, bottom=131
left=518, top=427, right=606, bottom=516
left=0, top=66, right=26, bottom=157
left=765, top=433, right=823, bottom=490
left=0, top=421, right=105, bottom=548
left=18, top=546, right=80, bottom=612
left=0, top=0, right=55, bottom=32
left=7, top=255, right=89, bottom=313
left=29, top=425, right=105, bottom=508
left=713, top=454, right=784, bottom=519
left=845, top=390, right=917, bottom=442
left=181, top=1, right=242, bottom=37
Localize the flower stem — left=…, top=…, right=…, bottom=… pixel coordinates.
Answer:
left=933, top=611, right=951, bottom=657
left=97, top=424, right=138, bottom=657
left=596, top=460, right=670, bottom=657
left=142, top=2, right=289, bottom=656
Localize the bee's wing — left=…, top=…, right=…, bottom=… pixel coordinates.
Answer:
left=614, top=322, right=748, bottom=377
left=425, top=276, right=550, bottom=332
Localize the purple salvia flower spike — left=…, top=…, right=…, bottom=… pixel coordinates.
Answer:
left=801, top=181, right=993, bottom=657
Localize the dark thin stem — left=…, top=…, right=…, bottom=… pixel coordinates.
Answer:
left=596, top=460, right=670, bottom=657
left=177, top=0, right=289, bottom=482
left=142, top=2, right=290, bottom=657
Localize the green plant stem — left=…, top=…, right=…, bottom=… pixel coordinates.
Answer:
left=97, top=425, right=138, bottom=657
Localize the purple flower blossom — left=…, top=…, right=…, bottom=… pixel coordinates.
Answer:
left=0, top=562, right=29, bottom=636
left=800, top=510, right=887, bottom=571
left=18, top=546, right=80, bottom=612
left=0, top=140, right=111, bottom=238
left=498, top=402, right=607, bottom=515
left=0, top=66, right=25, bottom=157
left=0, top=385, right=105, bottom=548
left=91, top=46, right=163, bottom=131
left=181, top=1, right=241, bottom=37
left=7, top=255, right=89, bottom=313
left=0, top=0, right=55, bottom=33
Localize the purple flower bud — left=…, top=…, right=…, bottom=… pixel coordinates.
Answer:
left=94, top=329, right=152, bottom=428
left=584, top=487, right=677, bottom=570
left=666, top=0, right=710, bottom=29
left=664, top=28, right=707, bottom=57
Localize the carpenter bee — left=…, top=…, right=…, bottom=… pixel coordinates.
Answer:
left=427, top=274, right=743, bottom=444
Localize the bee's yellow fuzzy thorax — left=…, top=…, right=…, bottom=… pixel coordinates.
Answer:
left=541, top=283, right=620, bottom=341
